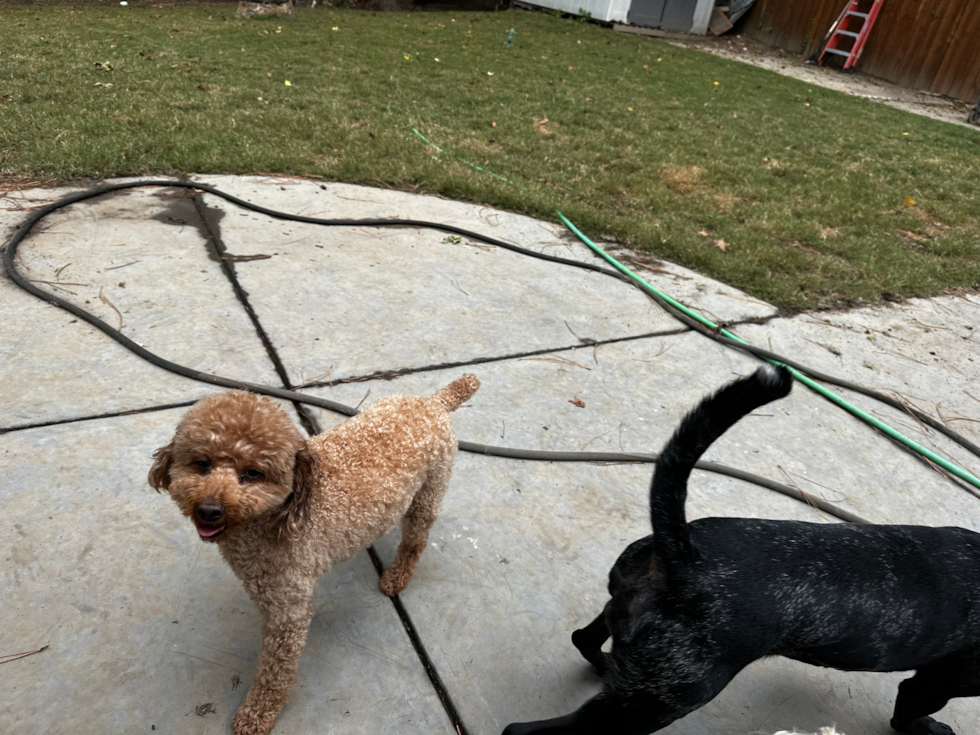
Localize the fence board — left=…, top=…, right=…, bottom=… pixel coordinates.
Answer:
left=741, top=0, right=980, bottom=103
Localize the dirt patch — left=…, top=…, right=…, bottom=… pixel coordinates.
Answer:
left=660, top=164, right=704, bottom=195
left=814, top=291, right=869, bottom=312
left=711, top=192, right=743, bottom=213
left=671, top=34, right=978, bottom=130
left=605, top=244, right=668, bottom=272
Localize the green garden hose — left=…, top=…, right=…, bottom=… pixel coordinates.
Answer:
left=558, top=212, right=980, bottom=492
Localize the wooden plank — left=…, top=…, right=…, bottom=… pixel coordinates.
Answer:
left=744, top=0, right=841, bottom=56
left=802, top=0, right=843, bottom=58
left=707, top=6, right=734, bottom=35
left=912, top=0, right=963, bottom=91
left=612, top=22, right=694, bottom=39
left=930, top=0, right=980, bottom=101
left=860, top=0, right=919, bottom=83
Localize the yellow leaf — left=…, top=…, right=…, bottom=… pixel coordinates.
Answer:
left=332, top=26, right=339, bottom=31
left=904, top=196, right=916, bottom=206
left=284, top=80, right=292, bottom=86
left=698, top=230, right=709, bottom=237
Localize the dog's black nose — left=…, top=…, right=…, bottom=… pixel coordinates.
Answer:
left=197, top=500, right=225, bottom=522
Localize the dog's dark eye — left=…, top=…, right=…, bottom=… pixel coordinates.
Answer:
left=241, top=469, right=264, bottom=482
left=195, top=459, right=211, bottom=472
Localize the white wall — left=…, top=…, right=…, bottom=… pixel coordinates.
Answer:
left=517, top=0, right=632, bottom=23
left=690, top=0, right=714, bottom=34
left=518, top=0, right=716, bottom=32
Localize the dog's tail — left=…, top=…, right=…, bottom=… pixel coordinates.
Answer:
left=651, top=365, right=793, bottom=565
left=432, top=374, right=480, bottom=412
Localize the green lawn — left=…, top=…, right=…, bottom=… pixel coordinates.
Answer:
left=2, top=6, right=979, bottom=309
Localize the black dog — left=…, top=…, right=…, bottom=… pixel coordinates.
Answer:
left=504, top=365, right=980, bottom=735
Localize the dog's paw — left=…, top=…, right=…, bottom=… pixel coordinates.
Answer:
left=379, top=565, right=413, bottom=597
left=232, top=706, right=279, bottom=735
left=891, top=716, right=955, bottom=735
left=589, top=654, right=608, bottom=676
left=378, top=577, right=402, bottom=597
left=570, top=630, right=607, bottom=675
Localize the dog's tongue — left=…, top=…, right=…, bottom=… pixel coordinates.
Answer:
left=197, top=525, right=224, bottom=538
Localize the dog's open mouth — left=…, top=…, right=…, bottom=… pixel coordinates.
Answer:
left=196, top=524, right=226, bottom=539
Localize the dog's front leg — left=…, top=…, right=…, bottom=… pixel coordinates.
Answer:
left=571, top=606, right=611, bottom=675
left=232, top=603, right=314, bottom=735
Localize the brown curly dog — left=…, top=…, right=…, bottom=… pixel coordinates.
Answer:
left=148, top=374, right=480, bottom=735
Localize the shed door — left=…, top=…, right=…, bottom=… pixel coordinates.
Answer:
left=627, top=0, right=696, bottom=30
left=660, top=0, right=697, bottom=30
left=627, top=0, right=666, bottom=28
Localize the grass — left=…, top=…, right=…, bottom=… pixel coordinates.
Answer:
left=2, top=6, right=979, bottom=309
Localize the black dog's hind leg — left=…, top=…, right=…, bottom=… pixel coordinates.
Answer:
left=502, top=690, right=693, bottom=735
left=571, top=607, right=610, bottom=675
left=891, top=652, right=980, bottom=735
left=503, top=658, right=743, bottom=735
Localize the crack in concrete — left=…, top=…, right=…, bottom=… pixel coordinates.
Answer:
left=299, top=328, right=691, bottom=389
left=0, top=400, right=198, bottom=435
left=0, top=314, right=777, bottom=435
left=291, top=311, right=780, bottom=391
left=366, top=545, right=471, bottom=735
left=190, top=187, right=471, bottom=735
left=190, top=191, right=318, bottom=436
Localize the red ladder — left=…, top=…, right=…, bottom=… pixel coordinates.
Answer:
left=818, top=0, right=884, bottom=72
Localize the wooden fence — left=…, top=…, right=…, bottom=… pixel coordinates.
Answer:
left=741, top=0, right=980, bottom=103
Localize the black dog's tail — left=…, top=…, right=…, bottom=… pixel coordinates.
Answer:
left=651, top=365, right=793, bottom=565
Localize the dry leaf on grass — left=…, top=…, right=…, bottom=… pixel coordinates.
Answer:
left=897, top=229, right=933, bottom=241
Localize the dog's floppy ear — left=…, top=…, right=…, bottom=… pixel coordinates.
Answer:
left=148, top=441, right=175, bottom=492
left=273, top=443, right=316, bottom=539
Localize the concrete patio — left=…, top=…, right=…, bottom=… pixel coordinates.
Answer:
left=2, top=176, right=978, bottom=735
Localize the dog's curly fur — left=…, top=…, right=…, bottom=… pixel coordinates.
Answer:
left=149, top=374, right=479, bottom=735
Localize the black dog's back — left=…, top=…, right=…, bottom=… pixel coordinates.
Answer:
left=683, top=518, right=980, bottom=671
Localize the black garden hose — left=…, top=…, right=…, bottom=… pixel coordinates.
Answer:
left=8, top=179, right=974, bottom=524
